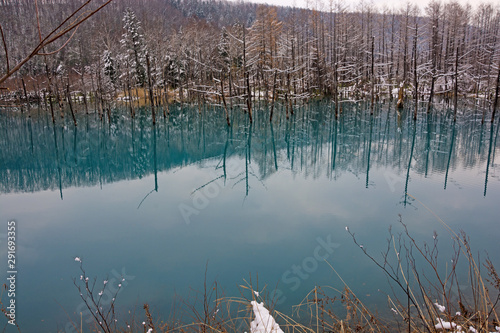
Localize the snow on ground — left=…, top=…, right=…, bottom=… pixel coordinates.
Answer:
left=435, top=318, right=462, bottom=332
left=434, top=302, right=446, bottom=313
left=248, top=301, right=284, bottom=333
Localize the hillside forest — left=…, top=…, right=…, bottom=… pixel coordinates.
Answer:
left=0, top=0, right=499, bottom=122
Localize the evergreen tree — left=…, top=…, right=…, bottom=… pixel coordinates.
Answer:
left=121, top=8, right=146, bottom=87
left=218, top=28, right=231, bottom=71
left=102, top=50, right=118, bottom=86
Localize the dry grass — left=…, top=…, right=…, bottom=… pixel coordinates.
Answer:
left=110, top=238, right=498, bottom=333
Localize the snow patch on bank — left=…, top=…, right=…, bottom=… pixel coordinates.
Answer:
left=248, top=301, right=284, bottom=333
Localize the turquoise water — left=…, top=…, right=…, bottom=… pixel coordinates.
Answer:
left=0, top=102, right=499, bottom=332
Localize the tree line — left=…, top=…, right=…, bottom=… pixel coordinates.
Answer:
left=1, top=0, right=499, bottom=122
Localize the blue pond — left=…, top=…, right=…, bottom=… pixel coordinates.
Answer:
left=0, top=102, right=499, bottom=332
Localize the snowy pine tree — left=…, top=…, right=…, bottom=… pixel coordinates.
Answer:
left=102, top=50, right=118, bottom=86
left=217, top=28, right=231, bottom=71
left=121, top=8, right=146, bottom=87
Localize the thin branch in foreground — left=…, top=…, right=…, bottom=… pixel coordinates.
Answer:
left=0, top=0, right=113, bottom=86
left=0, top=24, right=9, bottom=74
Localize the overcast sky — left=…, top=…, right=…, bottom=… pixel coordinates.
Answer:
left=228, top=0, right=496, bottom=12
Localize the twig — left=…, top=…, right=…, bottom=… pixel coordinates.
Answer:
left=0, top=24, right=9, bottom=74
left=0, top=0, right=113, bottom=86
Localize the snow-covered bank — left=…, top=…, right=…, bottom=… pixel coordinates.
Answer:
left=248, top=301, right=284, bottom=333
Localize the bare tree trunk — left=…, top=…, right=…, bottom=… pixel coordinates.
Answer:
left=78, top=47, right=89, bottom=114
left=454, top=46, right=459, bottom=122
left=21, top=78, right=29, bottom=116
left=96, top=67, right=104, bottom=121
left=427, top=74, right=435, bottom=114
left=246, top=72, right=253, bottom=123
left=370, top=36, right=375, bottom=114
left=397, top=83, right=404, bottom=109
left=35, top=80, right=42, bottom=112
left=228, top=70, right=233, bottom=111
left=413, top=34, right=418, bottom=121
left=54, top=77, right=64, bottom=119
left=270, top=70, right=277, bottom=122
left=44, top=63, right=55, bottom=124
left=492, top=60, right=500, bottom=123
left=126, top=61, right=134, bottom=118
left=287, top=72, right=293, bottom=116
left=16, top=80, right=23, bottom=111
left=164, top=85, right=169, bottom=116
left=146, top=53, right=156, bottom=125
left=220, top=73, right=230, bottom=126
left=66, top=83, right=77, bottom=126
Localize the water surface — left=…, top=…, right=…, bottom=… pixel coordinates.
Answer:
left=0, top=102, right=499, bottom=332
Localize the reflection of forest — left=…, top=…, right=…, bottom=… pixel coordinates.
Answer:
left=1, top=102, right=498, bottom=196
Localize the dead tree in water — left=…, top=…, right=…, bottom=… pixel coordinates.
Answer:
left=77, top=41, right=89, bottom=115
left=220, top=74, right=231, bottom=127
left=54, top=74, right=65, bottom=119
left=44, top=63, right=56, bottom=124
left=146, top=53, right=156, bottom=125
left=21, top=78, right=30, bottom=115
left=492, top=61, right=500, bottom=123
left=453, top=46, right=459, bottom=122
left=413, top=33, right=418, bottom=121
left=370, top=36, right=375, bottom=115
left=426, top=1, right=440, bottom=114
left=66, top=83, right=77, bottom=126
left=163, top=85, right=170, bottom=117
left=240, top=24, right=252, bottom=123
left=125, top=61, right=135, bottom=118
left=269, top=70, right=277, bottom=122
left=397, top=83, right=405, bottom=109
left=246, top=72, right=253, bottom=123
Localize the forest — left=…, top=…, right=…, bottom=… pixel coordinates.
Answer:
left=0, top=0, right=499, bottom=123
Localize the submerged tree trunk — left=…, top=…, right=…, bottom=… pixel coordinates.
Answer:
left=246, top=72, right=253, bottom=123
left=66, top=83, right=77, bottom=126
left=21, top=78, right=29, bottom=115
left=220, top=73, right=230, bottom=127
left=270, top=70, right=277, bottom=122
left=427, top=74, right=435, bottom=114
left=492, top=60, right=500, bottom=123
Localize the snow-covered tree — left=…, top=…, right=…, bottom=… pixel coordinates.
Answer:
left=102, top=50, right=118, bottom=87
left=121, top=8, right=146, bottom=87
left=217, top=28, right=231, bottom=71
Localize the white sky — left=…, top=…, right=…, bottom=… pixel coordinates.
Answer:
left=228, top=0, right=497, bottom=12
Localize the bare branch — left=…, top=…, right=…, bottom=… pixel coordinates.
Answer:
left=0, top=24, right=8, bottom=74
left=0, top=0, right=113, bottom=86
